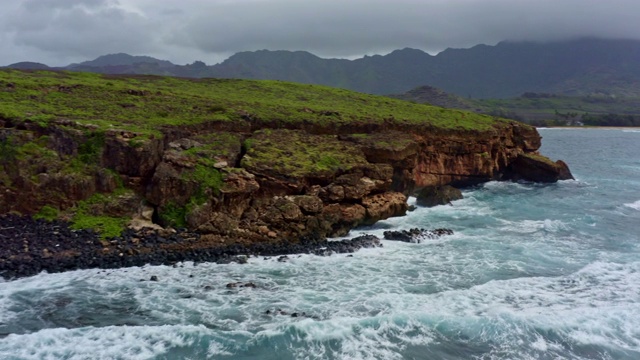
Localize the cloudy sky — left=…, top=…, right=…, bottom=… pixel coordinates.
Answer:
left=1, top=0, right=639, bottom=66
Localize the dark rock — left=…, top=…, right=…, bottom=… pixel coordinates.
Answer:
left=226, top=281, right=257, bottom=289
left=0, top=215, right=400, bottom=280
left=265, top=308, right=317, bottom=319
left=504, top=153, right=574, bottom=182
left=555, top=160, right=574, bottom=181
left=415, top=185, right=463, bottom=207
left=383, top=228, right=454, bottom=243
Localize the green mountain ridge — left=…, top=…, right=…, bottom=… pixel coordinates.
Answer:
left=69, top=53, right=175, bottom=68
left=4, top=38, right=640, bottom=98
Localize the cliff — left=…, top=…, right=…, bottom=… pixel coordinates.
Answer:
left=0, top=70, right=572, bottom=263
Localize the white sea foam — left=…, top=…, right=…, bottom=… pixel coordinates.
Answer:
left=2, top=247, right=639, bottom=359
left=0, top=324, right=224, bottom=360
left=497, top=218, right=568, bottom=234
left=624, top=200, right=640, bottom=211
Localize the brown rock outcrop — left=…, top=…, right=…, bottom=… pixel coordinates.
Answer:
left=361, top=192, right=408, bottom=225
left=503, top=153, right=575, bottom=182
left=0, top=116, right=571, bottom=247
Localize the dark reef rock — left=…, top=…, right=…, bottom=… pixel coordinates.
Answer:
left=415, top=185, right=463, bottom=207
left=383, top=228, right=454, bottom=243
left=0, top=215, right=382, bottom=280
left=226, top=282, right=257, bottom=289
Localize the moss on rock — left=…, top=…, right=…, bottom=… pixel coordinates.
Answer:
left=241, top=129, right=369, bottom=180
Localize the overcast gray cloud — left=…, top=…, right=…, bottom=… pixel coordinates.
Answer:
left=1, top=0, right=639, bottom=66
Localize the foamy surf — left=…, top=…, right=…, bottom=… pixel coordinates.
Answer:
left=624, top=200, right=640, bottom=211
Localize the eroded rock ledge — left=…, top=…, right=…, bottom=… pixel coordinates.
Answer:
left=0, top=118, right=572, bottom=276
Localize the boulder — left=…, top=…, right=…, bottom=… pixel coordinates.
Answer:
left=415, top=185, right=463, bottom=207
left=361, top=192, right=408, bottom=224
left=505, top=153, right=574, bottom=182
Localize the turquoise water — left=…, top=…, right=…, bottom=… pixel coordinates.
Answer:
left=1, top=128, right=640, bottom=359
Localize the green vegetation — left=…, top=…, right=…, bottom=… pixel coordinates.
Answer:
left=77, top=131, right=105, bottom=164
left=0, top=69, right=505, bottom=132
left=15, top=140, right=58, bottom=161
left=521, top=153, right=555, bottom=165
left=241, top=129, right=368, bottom=178
left=184, top=132, right=241, bottom=166
left=159, top=202, right=187, bottom=228
left=0, top=137, right=17, bottom=164
left=183, top=165, right=223, bottom=203
left=317, top=155, right=340, bottom=171
left=70, top=192, right=130, bottom=239
left=71, top=214, right=128, bottom=239
left=34, top=205, right=59, bottom=221
left=475, top=93, right=640, bottom=126
left=581, top=114, right=640, bottom=127
left=394, top=88, right=640, bottom=127
left=344, top=132, right=415, bottom=152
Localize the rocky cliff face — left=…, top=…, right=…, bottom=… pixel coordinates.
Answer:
left=0, top=118, right=572, bottom=244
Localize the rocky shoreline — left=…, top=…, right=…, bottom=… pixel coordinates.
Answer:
left=1, top=72, right=575, bottom=280
left=0, top=214, right=456, bottom=280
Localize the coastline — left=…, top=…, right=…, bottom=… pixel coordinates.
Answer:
left=0, top=213, right=458, bottom=280
left=0, top=70, right=573, bottom=280
left=0, top=214, right=387, bottom=280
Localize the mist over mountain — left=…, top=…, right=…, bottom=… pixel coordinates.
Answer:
left=5, top=38, right=640, bottom=98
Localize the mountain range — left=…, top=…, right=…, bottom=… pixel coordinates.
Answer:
left=5, top=38, right=640, bottom=98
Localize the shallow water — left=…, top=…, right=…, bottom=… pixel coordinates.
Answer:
left=1, top=128, right=639, bottom=359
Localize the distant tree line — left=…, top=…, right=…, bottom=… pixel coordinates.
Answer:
left=582, top=113, right=640, bottom=127
left=520, top=92, right=558, bottom=99
left=529, top=113, right=640, bottom=127
left=484, top=109, right=525, bottom=122
left=528, top=119, right=570, bottom=127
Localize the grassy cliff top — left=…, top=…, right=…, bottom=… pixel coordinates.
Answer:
left=0, top=69, right=508, bottom=134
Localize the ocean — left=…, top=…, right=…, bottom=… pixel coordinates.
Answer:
left=1, top=128, right=640, bottom=359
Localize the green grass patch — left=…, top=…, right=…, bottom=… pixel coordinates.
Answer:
left=183, top=165, right=223, bottom=203
left=158, top=202, right=187, bottom=228
left=34, top=205, right=59, bottom=221
left=71, top=214, right=128, bottom=239
left=70, top=191, right=130, bottom=238
left=241, top=129, right=368, bottom=178
left=15, top=141, right=58, bottom=160
left=77, top=131, right=105, bottom=164
left=317, top=155, right=340, bottom=171
left=1, top=69, right=506, bottom=133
